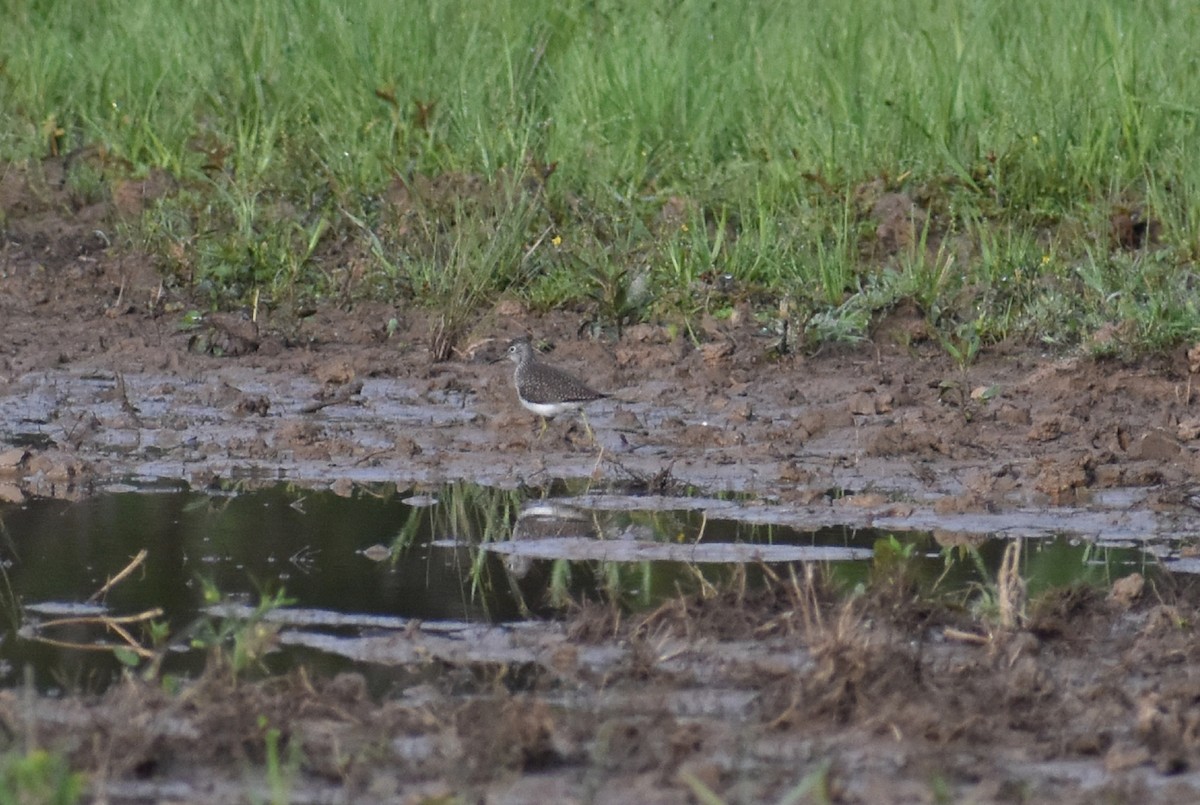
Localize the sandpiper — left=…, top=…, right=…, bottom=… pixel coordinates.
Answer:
left=505, top=337, right=607, bottom=437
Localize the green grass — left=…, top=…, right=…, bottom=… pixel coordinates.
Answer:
left=0, top=749, right=83, bottom=805
left=3, top=0, right=1199, bottom=354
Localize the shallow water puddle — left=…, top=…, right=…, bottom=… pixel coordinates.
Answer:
left=0, top=481, right=1168, bottom=689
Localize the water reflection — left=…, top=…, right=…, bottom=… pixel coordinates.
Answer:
left=0, top=481, right=1165, bottom=690
left=0, top=484, right=512, bottom=689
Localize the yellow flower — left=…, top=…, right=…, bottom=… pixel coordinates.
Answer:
left=551, top=234, right=562, bottom=247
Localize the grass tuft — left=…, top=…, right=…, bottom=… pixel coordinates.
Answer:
left=4, top=0, right=1200, bottom=352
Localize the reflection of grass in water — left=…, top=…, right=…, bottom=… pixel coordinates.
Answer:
left=0, top=513, right=22, bottom=635
left=389, top=483, right=523, bottom=617
left=851, top=532, right=1155, bottom=600
left=1025, top=539, right=1153, bottom=593
left=542, top=559, right=770, bottom=613
left=585, top=533, right=1157, bottom=616
left=387, top=485, right=1161, bottom=618
left=929, top=536, right=1156, bottom=626
left=388, top=483, right=520, bottom=553
left=547, top=560, right=573, bottom=610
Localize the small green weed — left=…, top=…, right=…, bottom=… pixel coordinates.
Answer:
left=679, top=759, right=833, bottom=805
left=256, top=716, right=303, bottom=805
left=0, top=749, right=83, bottom=805
left=190, top=582, right=294, bottom=677
left=870, top=533, right=920, bottom=590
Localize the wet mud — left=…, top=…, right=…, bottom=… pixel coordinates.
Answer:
left=5, top=161, right=1200, bottom=801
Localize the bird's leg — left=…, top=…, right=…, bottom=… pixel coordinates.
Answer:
left=536, top=416, right=549, bottom=441
left=580, top=409, right=596, bottom=443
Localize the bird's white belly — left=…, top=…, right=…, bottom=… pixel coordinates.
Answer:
left=520, top=399, right=579, bottom=416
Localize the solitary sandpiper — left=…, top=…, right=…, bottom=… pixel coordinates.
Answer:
left=505, top=337, right=607, bottom=436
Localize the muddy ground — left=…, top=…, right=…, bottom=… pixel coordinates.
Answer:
left=5, top=162, right=1200, bottom=802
